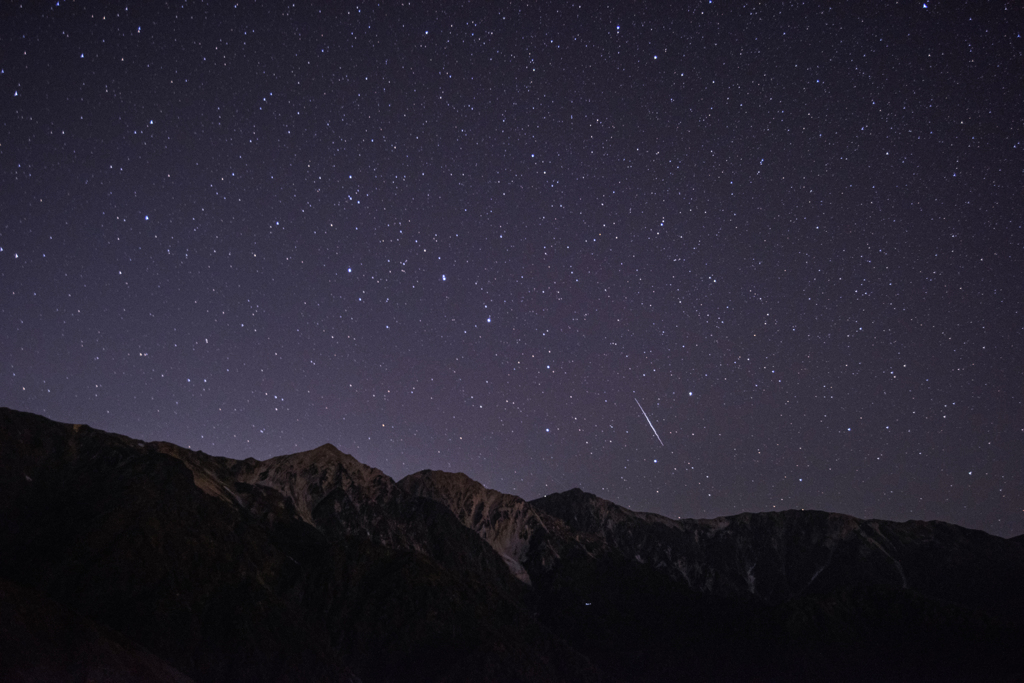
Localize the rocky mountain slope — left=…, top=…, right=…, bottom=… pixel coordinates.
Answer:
left=2, top=407, right=1022, bottom=682
left=402, top=469, right=1024, bottom=620
left=398, top=469, right=561, bottom=584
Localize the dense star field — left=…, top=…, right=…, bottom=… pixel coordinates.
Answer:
left=2, top=2, right=1021, bottom=536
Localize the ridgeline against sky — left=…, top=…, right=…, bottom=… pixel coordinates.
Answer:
left=1, top=1, right=1021, bottom=536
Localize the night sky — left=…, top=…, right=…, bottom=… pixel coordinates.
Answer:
left=3, top=1, right=1022, bottom=537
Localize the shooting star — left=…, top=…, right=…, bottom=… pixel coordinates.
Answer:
left=634, top=398, right=664, bottom=447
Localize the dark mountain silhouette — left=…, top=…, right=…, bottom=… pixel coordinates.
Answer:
left=2, top=407, right=1022, bottom=682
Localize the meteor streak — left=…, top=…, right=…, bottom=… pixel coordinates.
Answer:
left=634, top=398, right=664, bottom=447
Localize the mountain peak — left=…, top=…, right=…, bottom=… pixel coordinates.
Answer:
left=3, top=406, right=1023, bottom=682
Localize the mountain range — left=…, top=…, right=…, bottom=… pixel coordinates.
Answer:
left=1, top=406, right=1022, bottom=682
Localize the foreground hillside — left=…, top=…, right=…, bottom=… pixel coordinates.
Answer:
left=1, top=407, right=1022, bottom=682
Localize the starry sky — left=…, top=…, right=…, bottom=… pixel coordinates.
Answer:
left=2, top=1, right=1022, bottom=537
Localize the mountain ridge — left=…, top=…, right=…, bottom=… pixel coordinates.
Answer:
left=2, top=406, right=1022, bottom=682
